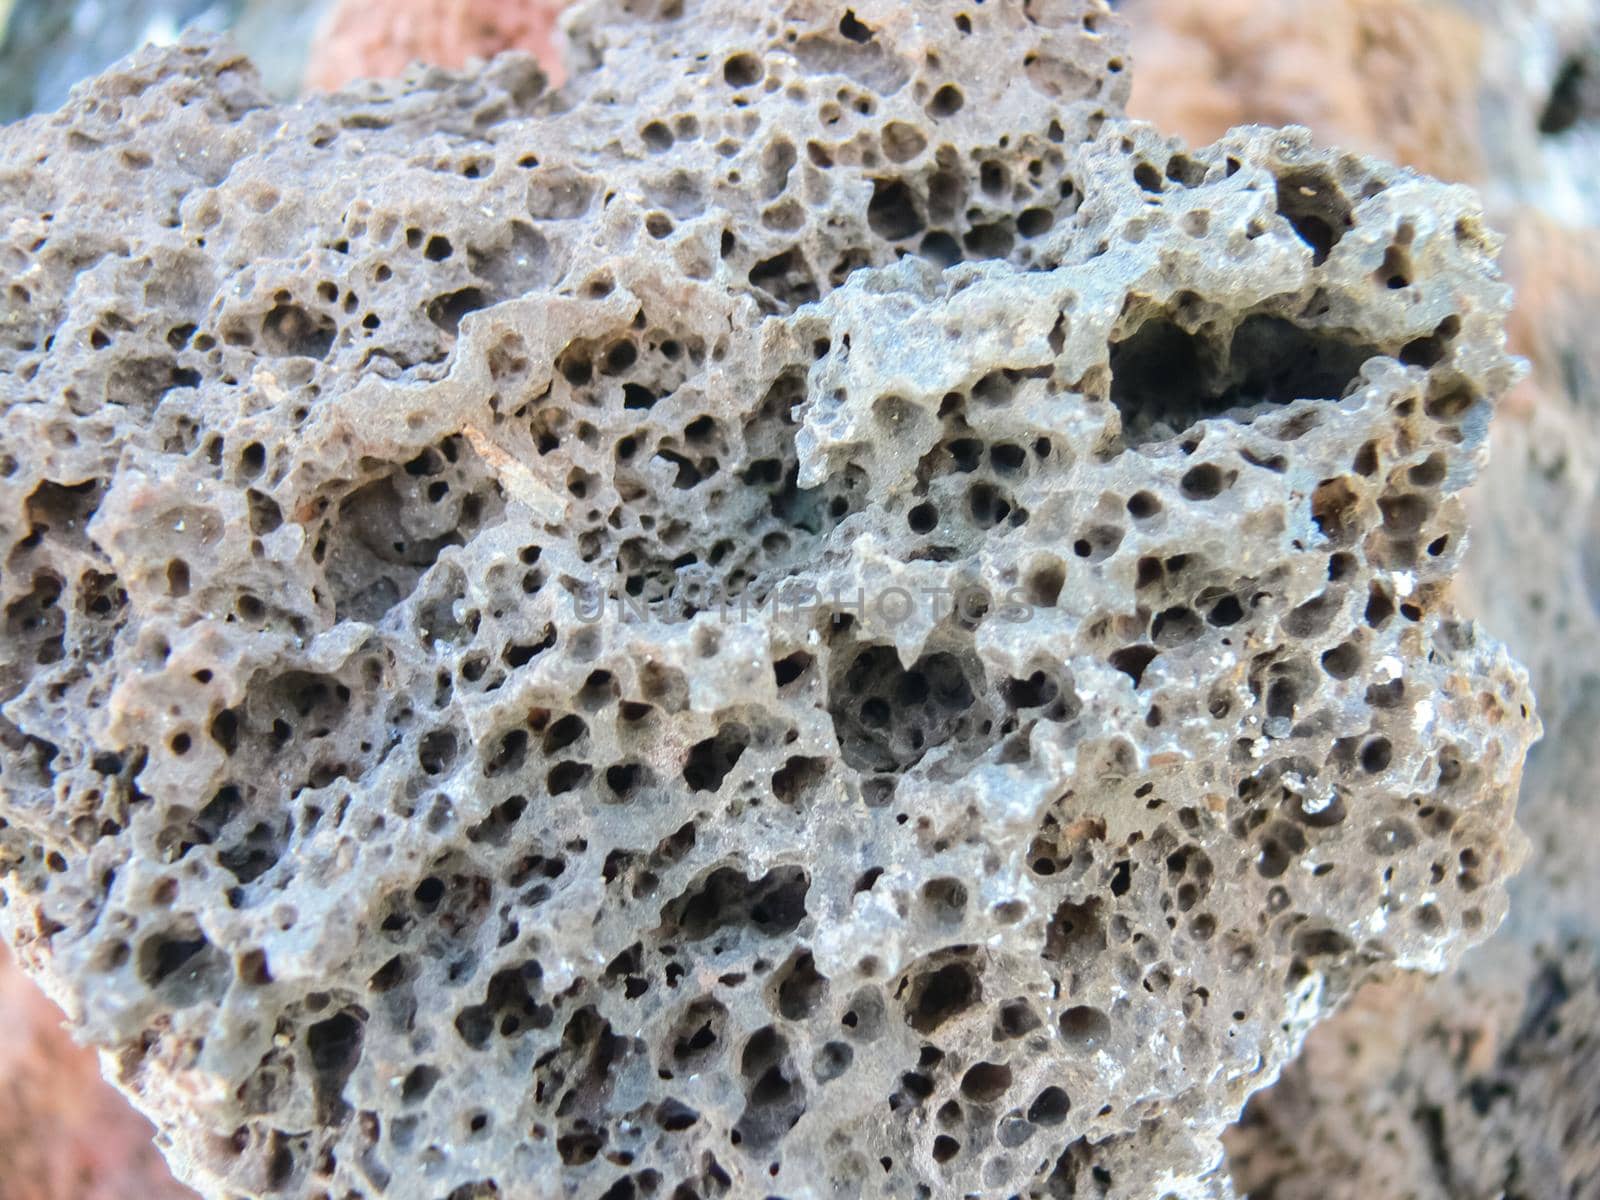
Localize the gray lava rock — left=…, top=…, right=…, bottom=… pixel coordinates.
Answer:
left=0, top=3, right=1537, bottom=1197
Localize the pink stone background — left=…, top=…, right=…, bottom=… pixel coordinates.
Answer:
left=303, top=0, right=568, bottom=92
left=0, top=943, right=196, bottom=1200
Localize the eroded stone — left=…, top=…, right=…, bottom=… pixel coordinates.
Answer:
left=0, top=3, right=1536, bottom=1197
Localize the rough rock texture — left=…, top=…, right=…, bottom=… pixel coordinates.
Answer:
left=1124, top=3, right=1600, bottom=1196
left=0, top=3, right=1537, bottom=1198
left=303, top=0, right=565, bottom=94
left=1213, top=201, right=1600, bottom=1200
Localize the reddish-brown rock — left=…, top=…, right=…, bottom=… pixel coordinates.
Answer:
left=1122, top=0, right=1486, bottom=183
left=303, top=0, right=568, bottom=93
left=0, top=945, right=196, bottom=1200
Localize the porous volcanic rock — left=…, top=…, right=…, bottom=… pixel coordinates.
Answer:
left=1122, top=5, right=1600, bottom=1195
left=0, top=2, right=1536, bottom=1197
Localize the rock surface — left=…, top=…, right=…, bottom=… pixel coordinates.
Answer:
left=0, top=3, right=1537, bottom=1198
left=1123, top=2, right=1600, bottom=1196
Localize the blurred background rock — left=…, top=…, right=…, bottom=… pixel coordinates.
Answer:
left=0, top=0, right=562, bottom=122
left=0, top=941, right=197, bottom=1200
left=303, top=0, right=563, bottom=92
left=0, top=0, right=326, bottom=121
left=0, top=1, right=1597, bottom=1197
